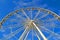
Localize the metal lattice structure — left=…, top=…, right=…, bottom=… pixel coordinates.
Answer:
left=0, top=8, right=60, bottom=40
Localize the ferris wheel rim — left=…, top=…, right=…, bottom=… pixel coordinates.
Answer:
left=0, top=7, right=60, bottom=40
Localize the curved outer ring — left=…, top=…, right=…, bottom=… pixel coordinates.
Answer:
left=0, top=8, right=60, bottom=28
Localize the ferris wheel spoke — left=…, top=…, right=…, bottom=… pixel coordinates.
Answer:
left=15, top=13, right=26, bottom=20
left=1, top=22, right=24, bottom=30
left=47, top=34, right=53, bottom=40
left=0, top=19, right=26, bottom=32
left=21, top=9, right=30, bottom=19
left=34, top=19, right=44, bottom=26
left=34, top=10, right=40, bottom=19
left=32, top=28, right=34, bottom=40
left=38, top=13, right=49, bottom=20
left=36, top=33, right=41, bottom=40
left=36, top=18, right=57, bottom=27
left=41, top=20, right=55, bottom=27
left=48, top=31, right=60, bottom=39
left=43, top=18, right=56, bottom=22
left=24, top=30, right=30, bottom=40
left=18, top=27, right=30, bottom=40
left=30, top=8, right=32, bottom=19
left=36, top=8, right=59, bottom=20
left=39, top=26, right=60, bottom=37
left=3, top=26, right=25, bottom=39
left=33, top=22, right=47, bottom=40
left=47, top=33, right=60, bottom=40
left=35, top=31, right=41, bottom=40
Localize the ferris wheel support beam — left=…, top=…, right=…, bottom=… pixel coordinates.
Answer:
left=33, top=22, right=47, bottom=40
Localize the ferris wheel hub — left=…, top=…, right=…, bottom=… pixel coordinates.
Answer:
left=25, top=20, right=35, bottom=29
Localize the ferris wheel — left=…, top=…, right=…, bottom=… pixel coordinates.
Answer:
left=0, top=8, right=60, bottom=40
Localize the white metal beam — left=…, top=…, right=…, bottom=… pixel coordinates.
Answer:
left=36, top=32, right=41, bottom=40
left=21, top=9, right=30, bottom=19
left=33, top=22, right=47, bottom=40
left=34, top=10, right=40, bottom=19
left=24, top=31, right=30, bottom=40
left=18, top=27, right=30, bottom=40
